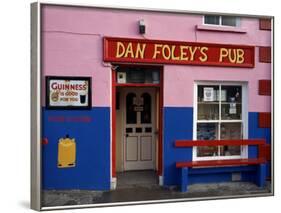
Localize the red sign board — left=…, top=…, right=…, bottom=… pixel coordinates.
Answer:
left=103, top=37, right=255, bottom=68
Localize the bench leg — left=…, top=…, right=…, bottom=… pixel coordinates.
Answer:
left=181, top=167, right=189, bottom=192
left=257, top=163, right=266, bottom=187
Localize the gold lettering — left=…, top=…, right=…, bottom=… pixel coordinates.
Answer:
left=116, top=42, right=125, bottom=58
left=236, top=49, right=245, bottom=64
left=162, top=45, right=171, bottom=60
left=135, top=43, right=146, bottom=59
left=219, top=48, right=228, bottom=62
left=199, top=47, right=208, bottom=62
left=171, top=45, right=180, bottom=60
left=189, top=46, right=198, bottom=61
left=180, top=46, right=189, bottom=60
left=152, top=44, right=162, bottom=59
left=228, top=49, right=236, bottom=63
left=124, top=42, right=134, bottom=58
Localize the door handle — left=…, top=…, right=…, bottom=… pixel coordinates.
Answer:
left=126, top=134, right=129, bottom=137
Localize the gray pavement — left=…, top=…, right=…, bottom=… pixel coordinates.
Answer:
left=42, top=171, right=272, bottom=207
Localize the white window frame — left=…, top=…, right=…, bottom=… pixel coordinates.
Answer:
left=203, top=15, right=241, bottom=27
left=193, top=81, right=248, bottom=161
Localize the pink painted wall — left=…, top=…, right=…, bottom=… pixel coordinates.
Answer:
left=42, top=5, right=271, bottom=111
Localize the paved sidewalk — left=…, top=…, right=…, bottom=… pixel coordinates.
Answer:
left=42, top=181, right=272, bottom=207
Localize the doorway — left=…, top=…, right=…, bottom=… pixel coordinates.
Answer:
left=112, top=65, right=163, bottom=182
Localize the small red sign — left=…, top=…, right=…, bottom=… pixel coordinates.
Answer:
left=103, top=37, right=255, bottom=68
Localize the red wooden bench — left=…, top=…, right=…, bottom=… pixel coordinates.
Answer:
left=174, top=139, right=267, bottom=192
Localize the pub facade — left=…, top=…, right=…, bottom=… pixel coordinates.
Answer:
left=40, top=4, right=272, bottom=192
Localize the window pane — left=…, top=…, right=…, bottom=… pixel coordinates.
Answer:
left=116, top=66, right=160, bottom=84
left=198, top=85, right=219, bottom=120
left=197, top=123, right=219, bottom=157
left=127, top=69, right=145, bottom=83
left=221, top=103, right=242, bottom=120
left=126, top=93, right=137, bottom=124
left=220, top=123, right=242, bottom=156
left=221, top=86, right=242, bottom=120
left=141, top=93, right=151, bottom=124
left=221, top=16, right=237, bottom=26
left=204, top=15, right=220, bottom=25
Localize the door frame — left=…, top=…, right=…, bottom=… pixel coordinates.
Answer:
left=111, top=65, right=163, bottom=178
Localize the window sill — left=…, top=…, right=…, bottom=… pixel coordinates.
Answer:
left=196, top=24, right=247, bottom=33
left=192, top=155, right=245, bottom=162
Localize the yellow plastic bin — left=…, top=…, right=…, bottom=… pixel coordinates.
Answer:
left=57, top=135, right=76, bottom=168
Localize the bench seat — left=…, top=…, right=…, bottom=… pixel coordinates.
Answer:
left=176, top=158, right=266, bottom=168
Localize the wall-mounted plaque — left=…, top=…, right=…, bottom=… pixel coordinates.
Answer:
left=46, top=76, right=92, bottom=109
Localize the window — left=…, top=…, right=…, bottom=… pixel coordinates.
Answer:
left=204, top=15, right=239, bottom=27
left=194, top=83, right=247, bottom=159
left=115, top=66, right=160, bottom=84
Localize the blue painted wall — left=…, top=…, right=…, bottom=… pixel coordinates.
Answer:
left=163, top=107, right=193, bottom=185
left=42, top=107, right=270, bottom=189
left=248, top=112, right=271, bottom=178
left=163, top=108, right=271, bottom=186
left=42, top=107, right=111, bottom=190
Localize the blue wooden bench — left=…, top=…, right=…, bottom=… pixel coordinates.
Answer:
left=175, top=139, right=267, bottom=192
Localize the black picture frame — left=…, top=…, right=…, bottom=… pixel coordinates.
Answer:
left=45, top=76, right=92, bottom=110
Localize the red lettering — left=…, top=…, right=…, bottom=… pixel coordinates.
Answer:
left=51, top=82, right=58, bottom=90
left=48, top=116, right=91, bottom=123
left=51, top=81, right=88, bottom=91
left=48, top=116, right=65, bottom=122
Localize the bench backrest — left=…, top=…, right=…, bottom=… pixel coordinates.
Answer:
left=174, top=139, right=266, bottom=160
